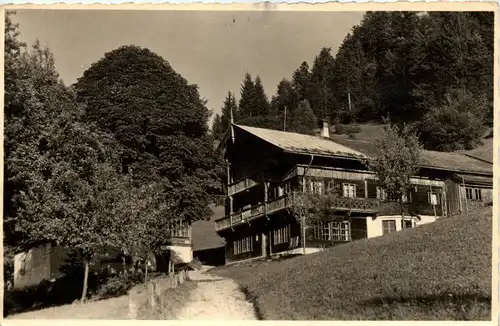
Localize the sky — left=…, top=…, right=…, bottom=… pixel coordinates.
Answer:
left=13, top=10, right=364, bottom=121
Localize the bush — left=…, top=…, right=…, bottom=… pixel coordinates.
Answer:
left=334, top=123, right=346, bottom=135
left=345, top=124, right=361, bottom=139
left=334, top=123, right=361, bottom=139
left=90, top=272, right=144, bottom=300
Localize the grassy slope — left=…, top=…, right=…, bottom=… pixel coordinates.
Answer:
left=212, top=206, right=492, bottom=320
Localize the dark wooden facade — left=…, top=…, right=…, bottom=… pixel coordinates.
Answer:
left=216, top=124, right=493, bottom=263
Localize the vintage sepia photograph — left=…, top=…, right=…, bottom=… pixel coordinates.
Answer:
left=2, top=4, right=496, bottom=321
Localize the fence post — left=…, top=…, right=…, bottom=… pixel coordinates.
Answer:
left=147, top=282, right=156, bottom=309
left=128, top=288, right=138, bottom=319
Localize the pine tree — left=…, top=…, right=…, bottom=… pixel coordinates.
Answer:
left=287, top=99, right=318, bottom=135
left=309, top=47, right=336, bottom=121
left=292, top=61, right=312, bottom=102
left=212, top=91, right=238, bottom=140
left=238, top=73, right=256, bottom=119
left=253, top=75, right=270, bottom=116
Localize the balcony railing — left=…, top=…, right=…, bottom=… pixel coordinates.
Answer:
left=215, top=195, right=379, bottom=232
left=227, top=177, right=259, bottom=196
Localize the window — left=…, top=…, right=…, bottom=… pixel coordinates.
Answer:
left=382, top=220, right=396, bottom=235
left=404, top=220, right=414, bottom=228
left=273, top=225, right=291, bottom=245
left=234, top=236, right=254, bottom=255
left=376, top=187, right=387, bottom=200
left=466, top=187, right=482, bottom=201
left=427, top=192, right=438, bottom=205
left=342, top=183, right=356, bottom=198
left=331, top=222, right=350, bottom=241
left=308, top=180, right=324, bottom=195
left=170, top=220, right=189, bottom=238
left=313, top=221, right=350, bottom=242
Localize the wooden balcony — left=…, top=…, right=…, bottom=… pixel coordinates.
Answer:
left=215, top=195, right=379, bottom=232
left=227, top=177, right=259, bottom=196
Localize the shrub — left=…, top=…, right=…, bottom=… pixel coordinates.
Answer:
left=90, top=272, right=144, bottom=300
left=345, top=124, right=361, bottom=139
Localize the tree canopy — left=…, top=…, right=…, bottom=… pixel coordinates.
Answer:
left=214, top=11, right=493, bottom=151
left=74, top=45, right=222, bottom=222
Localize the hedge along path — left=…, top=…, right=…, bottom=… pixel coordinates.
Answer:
left=175, top=267, right=258, bottom=320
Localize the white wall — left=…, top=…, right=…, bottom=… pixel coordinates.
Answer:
left=167, top=245, right=193, bottom=263
left=289, top=247, right=324, bottom=255
left=366, top=215, right=439, bottom=239
left=13, top=244, right=52, bottom=289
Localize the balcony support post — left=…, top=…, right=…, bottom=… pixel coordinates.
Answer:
left=261, top=231, right=267, bottom=258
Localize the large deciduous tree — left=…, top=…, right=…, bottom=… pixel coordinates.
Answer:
left=4, top=11, right=130, bottom=301
left=74, top=45, right=222, bottom=223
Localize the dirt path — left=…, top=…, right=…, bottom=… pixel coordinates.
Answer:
left=9, top=267, right=257, bottom=320
left=176, top=266, right=258, bottom=320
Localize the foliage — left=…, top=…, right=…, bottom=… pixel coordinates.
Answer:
left=74, top=45, right=222, bottom=223
left=212, top=91, right=238, bottom=140
left=309, top=47, right=336, bottom=120
left=119, top=181, right=178, bottom=267
left=90, top=273, right=142, bottom=300
left=219, top=12, right=492, bottom=151
left=287, top=100, right=318, bottom=135
left=4, top=10, right=125, bottom=275
left=417, top=88, right=487, bottom=151
left=236, top=115, right=282, bottom=130
left=344, top=124, right=361, bottom=139
left=270, top=78, right=297, bottom=130
left=288, top=186, right=340, bottom=227
left=291, top=61, right=312, bottom=102
left=213, top=206, right=492, bottom=320
left=237, top=73, right=270, bottom=120
left=364, top=122, right=422, bottom=217
left=333, top=123, right=361, bottom=138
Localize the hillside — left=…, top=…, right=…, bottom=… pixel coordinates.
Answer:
left=328, top=123, right=493, bottom=163
left=212, top=206, right=492, bottom=320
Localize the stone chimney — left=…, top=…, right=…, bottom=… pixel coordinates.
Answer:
left=320, top=120, right=330, bottom=138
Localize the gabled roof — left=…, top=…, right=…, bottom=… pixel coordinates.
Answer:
left=222, top=124, right=492, bottom=176
left=235, top=124, right=366, bottom=159
left=329, top=137, right=493, bottom=175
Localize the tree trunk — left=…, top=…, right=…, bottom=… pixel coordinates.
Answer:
left=81, top=262, right=89, bottom=302
left=400, top=199, right=405, bottom=229
left=122, top=255, right=128, bottom=281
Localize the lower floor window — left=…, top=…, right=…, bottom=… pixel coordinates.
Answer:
left=382, top=220, right=397, bottom=235
left=466, top=187, right=482, bottom=201
left=273, top=225, right=291, bottom=245
left=233, top=236, right=253, bottom=255
left=313, top=221, right=350, bottom=242
left=404, top=219, right=414, bottom=228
